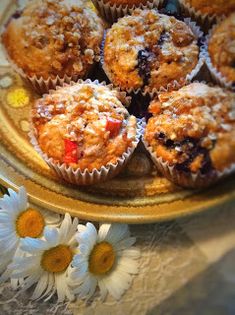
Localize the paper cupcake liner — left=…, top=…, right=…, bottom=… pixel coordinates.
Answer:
left=142, top=137, right=235, bottom=189
left=29, top=79, right=143, bottom=185
left=179, top=0, right=225, bottom=31
left=101, top=18, right=204, bottom=97
left=91, top=0, right=164, bottom=22
left=5, top=51, right=94, bottom=94
left=203, top=23, right=234, bottom=91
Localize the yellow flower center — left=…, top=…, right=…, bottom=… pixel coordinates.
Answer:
left=16, top=208, right=45, bottom=238
left=41, top=245, right=73, bottom=273
left=89, top=242, right=115, bottom=275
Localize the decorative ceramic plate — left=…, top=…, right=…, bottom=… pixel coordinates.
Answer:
left=0, top=0, right=235, bottom=223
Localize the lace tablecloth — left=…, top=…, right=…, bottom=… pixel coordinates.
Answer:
left=1, top=198, right=235, bottom=315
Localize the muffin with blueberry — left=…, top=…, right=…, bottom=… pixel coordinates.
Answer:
left=2, top=0, right=104, bottom=92
left=31, top=81, right=140, bottom=185
left=103, top=9, right=201, bottom=94
left=206, top=13, right=235, bottom=89
left=144, top=82, right=235, bottom=188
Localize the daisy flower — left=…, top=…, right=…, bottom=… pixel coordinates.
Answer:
left=0, top=186, right=61, bottom=283
left=71, top=223, right=140, bottom=301
left=9, top=213, right=78, bottom=303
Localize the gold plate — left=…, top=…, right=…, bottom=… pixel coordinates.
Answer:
left=0, top=0, right=235, bottom=223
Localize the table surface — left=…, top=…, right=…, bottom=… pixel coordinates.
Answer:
left=0, top=191, right=235, bottom=315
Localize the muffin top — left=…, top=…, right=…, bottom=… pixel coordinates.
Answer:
left=32, top=83, right=137, bottom=171
left=183, top=0, right=235, bottom=16
left=208, top=13, right=235, bottom=83
left=144, top=83, right=235, bottom=174
left=2, top=0, right=104, bottom=79
left=104, top=9, right=199, bottom=92
left=103, top=0, right=148, bottom=6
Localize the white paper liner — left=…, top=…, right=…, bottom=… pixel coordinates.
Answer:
left=101, top=17, right=204, bottom=97
left=142, top=132, right=235, bottom=189
left=179, top=0, right=226, bottom=30
left=91, top=0, right=164, bottom=22
left=29, top=79, right=143, bottom=185
left=203, top=21, right=234, bottom=90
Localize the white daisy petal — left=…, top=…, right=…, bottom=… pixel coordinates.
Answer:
left=71, top=260, right=88, bottom=280
left=59, top=213, right=72, bottom=244
left=115, top=237, right=137, bottom=251
left=41, top=209, right=61, bottom=226
left=76, top=275, right=93, bottom=298
left=121, top=248, right=140, bottom=259
left=44, top=227, right=59, bottom=247
left=18, top=187, right=28, bottom=212
left=41, top=273, right=55, bottom=300
left=72, top=254, right=85, bottom=266
left=117, top=257, right=139, bottom=274
left=104, top=224, right=130, bottom=245
left=77, top=223, right=97, bottom=251
left=55, top=273, right=66, bottom=303
left=23, top=273, right=42, bottom=291
left=87, top=276, right=97, bottom=299
left=79, top=243, right=91, bottom=256
left=31, top=272, right=48, bottom=301
left=103, top=270, right=132, bottom=300
left=97, top=224, right=111, bottom=242
left=98, top=279, right=108, bottom=301
left=20, top=238, right=47, bottom=253
left=7, top=189, right=20, bottom=212
left=77, top=224, right=86, bottom=233
left=60, top=213, right=78, bottom=243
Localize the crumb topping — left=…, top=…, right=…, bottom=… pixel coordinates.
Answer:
left=145, top=83, right=235, bottom=173
left=103, top=0, right=148, bottom=6
left=208, top=13, right=235, bottom=83
left=33, top=83, right=137, bottom=170
left=2, top=0, right=104, bottom=78
left=104, top=9, right=199, bottom=92
left=185, top=0, right=235, bottom=16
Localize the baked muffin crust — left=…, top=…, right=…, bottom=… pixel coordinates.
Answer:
left=104, top=9, right=199, bottom=92
left=103, top=0, right=148, bottom=6
left=32, top=83, right=137, bottom=171
left=183, top=0, right=235, bottom=16
left=208, top=13, right=235, bottom=84
left=144, top=83, right=235, bottom=174
left=2, top=0, right=104, bottom=79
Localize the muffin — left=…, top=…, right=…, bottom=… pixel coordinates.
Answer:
left=180, top=0, right=235, bottom=17
left=103, top=9, right=201, bottom=94
left=2, top=0, right=104, bottom=92
left=103, top=0, right=149, bottom=6
left=92, top=0, right=162, bottom=22
left=144, top=83, right=235, bottom=188
left=207, top=13, right=235, bottom=88
left=31, top=80, right=140, bottom=185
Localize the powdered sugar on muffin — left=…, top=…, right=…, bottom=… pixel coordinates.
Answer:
left=103, top=9, right=199, bottom=93
left=32, top=82, right=137, bottom=171
left=2, top=0, right=104, bottom=79
left=144, top=83, right=235, bottom=175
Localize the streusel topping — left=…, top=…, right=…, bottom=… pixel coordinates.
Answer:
left=145, top=83, right=235, bottom=173
left=33, top=83, right=137, bottom=170
left=2, top=0, right=104, bottom=78
left=104, top=9, right=199, bottom=92
left=208, top=13, right=235, bottom=83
